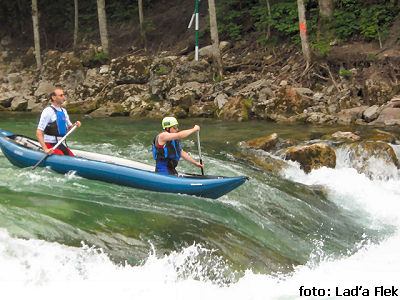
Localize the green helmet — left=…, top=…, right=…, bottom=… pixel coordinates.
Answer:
left=162, top=116, right=179, bottom=129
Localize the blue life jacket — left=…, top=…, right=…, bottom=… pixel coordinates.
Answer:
left=152, top=135, right=182, bottom=175
left=44, top=106, right=68, bottom=137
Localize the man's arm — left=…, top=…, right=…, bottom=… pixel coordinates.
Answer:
left=36, top=129, right=53, bottom=154
left=181, top=150, right=204, bottom=168
left=158, top=125, right=200, bottom=144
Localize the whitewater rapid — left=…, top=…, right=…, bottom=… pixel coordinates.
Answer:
left=0, top=151, right=399, bottom=299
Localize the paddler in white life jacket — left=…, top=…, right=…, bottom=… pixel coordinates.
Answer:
left=36, top=88, right=81, bottom=156
left=152, top=117, right=204, bottom=175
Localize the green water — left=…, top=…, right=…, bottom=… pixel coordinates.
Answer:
left=0, top=112, right=391, bottom=280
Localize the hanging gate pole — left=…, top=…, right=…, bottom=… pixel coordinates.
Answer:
left=188, top=0, right=200, bottom=61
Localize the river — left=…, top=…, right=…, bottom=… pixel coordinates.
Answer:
left=0, top=113, right=399, bottom=299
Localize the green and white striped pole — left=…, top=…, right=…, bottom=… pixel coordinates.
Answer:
left=188, top=0, right=200, bottom=61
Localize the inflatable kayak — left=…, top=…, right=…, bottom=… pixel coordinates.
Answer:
left=0, top=129, right=247, bottom=199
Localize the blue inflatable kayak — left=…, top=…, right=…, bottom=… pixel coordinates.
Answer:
left=0, top=129, right=247, bottom=199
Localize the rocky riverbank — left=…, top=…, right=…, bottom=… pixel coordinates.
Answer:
left=1, top=38, right=400, bottom=128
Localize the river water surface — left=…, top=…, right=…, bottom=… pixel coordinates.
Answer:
left=0, top=113, right=399, bottom=299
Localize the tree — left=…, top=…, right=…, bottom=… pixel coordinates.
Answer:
left=32, top=0, right=41, bottom=69
left=208, top=0, right=223, bottom=77
left=73, top=0, right=79, bottom=52
left=318, top=0, right=334, bottom=42
left=138, top=0, right=147, bottom=50
left=297, top=0, right=311, bottom=69
left=97, top=0, right=109, bottom=55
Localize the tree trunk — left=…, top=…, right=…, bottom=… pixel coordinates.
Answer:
left=318, top=0, right=334, bottom=42
left=31, top=0, right=41, bottom=69
left=138, top=0, right=147, bottom=50
left=97, top=0, right=109, bottom=55
left=208, top=0, right=223, bottom=77
left=73, top=0, right=79, bottom=53
left=266, top=0, right=271, bottom=40
left=297, top=0, right=311, bottom=69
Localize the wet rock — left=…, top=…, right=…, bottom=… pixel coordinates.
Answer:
left=346, top=141, right=400, bottom=172
left=284, top=143, right=336, bottom=173
left=331, top=131, right=361, bottom=142
left=236, top=148, right=288, bottom=174
left=367, top=129, right=397, bottom=144
left=243, top=133, right=279, bottom=152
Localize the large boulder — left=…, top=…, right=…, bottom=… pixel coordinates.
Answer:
left=275, top=86, right=314, bottom=115
left=331, top=131, right=361, bottom=142
left=10, top=96, right=28, bottom=111
left=42, top=50, right=83, bottom=83
left=34, top=80, right=55, bottom=97
left=385, top=96, right=400, bottom=108
left=188, top=102, right=216, bottom=117
left=336, top=106, right=368, bottom=124
left=218, top=96, right=253, bottom=121
left=362, top=105, right=380, bottom=122
left=345, top=141, right=400, bottom=174
left=65, top=98, right=98, bottom=114
left=0, top=92, right=18, bottom=108
left=175, top=59, right=211, bottom=83
left=199, top=41, right=231, bottom=59
left=167, top=82, right=209, bottom=110
left=243, top=133, right=279, bottom=152
left=89, top=102, right=128, bottom=117
left=364, top=72, right=394, bottom=105
left=366, top=129, right=398, bottom=144
left=284, top=143, right=336, bottom=173
left=370, top=107, right=400, bottom=126
left=110, top=55, right=152, bottom=85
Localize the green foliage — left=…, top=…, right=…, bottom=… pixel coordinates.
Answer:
left=217, top=8, right=243, bottom=40
left=334, top=1, right=399, bottom=41
left=339, top=68, right=352, bottom=79
left=154, top=64, right=170, bottom=76
left=251, top=1, right=320, bottom=43
left=359, top=4, right=396, bottom=40
left=83, top=51, right=109, bottom=67
left=312, top=40, right=331, bottom=57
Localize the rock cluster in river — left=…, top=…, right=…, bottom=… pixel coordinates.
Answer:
left=239, top=130, right=400, bottom=175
